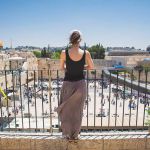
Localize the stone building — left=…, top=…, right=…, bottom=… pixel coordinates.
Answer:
left=8, top=51, right=38, bottom=82
left=0, top=51, right=38, bottom=98
left=0, top=54, right=9, bottom=71
left=9, top=57, right=26, bottom=70
left=0, top=40, right=3, bottom=50
left=107, top=49, right=149, bottom=56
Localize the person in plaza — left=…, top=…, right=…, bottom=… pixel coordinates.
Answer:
left=55, top=30, right=94, bottom=140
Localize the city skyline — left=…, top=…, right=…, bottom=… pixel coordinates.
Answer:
left=0, top=0, right=150, bottom=49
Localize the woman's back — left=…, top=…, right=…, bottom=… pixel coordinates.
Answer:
left=64, top=48, right=86, bottom=81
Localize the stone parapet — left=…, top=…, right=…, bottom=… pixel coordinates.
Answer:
left=0, top=132, right=150, bottom=150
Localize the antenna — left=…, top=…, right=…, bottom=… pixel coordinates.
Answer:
left=10, top=39, right=12, bottom=49
left=48, top=44, right=50, bottom=51
left=84, top=42, right=86, bottom=50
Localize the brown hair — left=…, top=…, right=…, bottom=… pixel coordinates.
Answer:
left=69, top=30, right=82, bottom=45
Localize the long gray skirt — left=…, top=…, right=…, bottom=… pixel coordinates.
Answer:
left=55, top=79, right=86, bottom=139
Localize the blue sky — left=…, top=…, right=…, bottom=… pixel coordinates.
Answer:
left=0, top=0, right=150, bottom=49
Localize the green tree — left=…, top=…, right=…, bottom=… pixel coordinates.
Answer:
left=51, top=51, right=61, bottom=59
left=41, top=47, right=48, bottom=57
left=88, top=43, right=105, bottom=59
left=33, top=51, right=41, bottom=58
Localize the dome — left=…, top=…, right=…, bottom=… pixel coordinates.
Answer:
left=0, top=40, right=3, bottom=47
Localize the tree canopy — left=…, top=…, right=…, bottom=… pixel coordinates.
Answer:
left=88, top=43, right=105, bottom=59
left=51, top=51, right=61, bottom=59
left=32, top=43, right=105, bottom=59
left=41, top=47, right=48, bottom=57
left=33, top=51, right=41, bottom=58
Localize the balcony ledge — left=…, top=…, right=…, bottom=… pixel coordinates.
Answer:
left=0, top=131, right=150, bottom=150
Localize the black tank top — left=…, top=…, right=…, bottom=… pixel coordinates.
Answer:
left=64, top=49, right=86, bottom=81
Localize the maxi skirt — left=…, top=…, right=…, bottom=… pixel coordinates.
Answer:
left=55, top=79, right=86, bottom=139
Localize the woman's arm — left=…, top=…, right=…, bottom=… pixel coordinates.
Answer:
left=84, top=50, right=95, bottom=70
left=60, top=50, right=66, bottom=70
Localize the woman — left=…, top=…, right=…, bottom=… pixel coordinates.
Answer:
left=55, top=30, right=94, bottom=140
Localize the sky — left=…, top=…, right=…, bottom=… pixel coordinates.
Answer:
left=0, top=0, right=150, bottom=49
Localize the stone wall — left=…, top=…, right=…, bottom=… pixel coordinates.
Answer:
left=105, top=55, right=150, bottom=67
left=0, top=132, right=150, bottom=150
left=37, top=58, right=116, bottom=79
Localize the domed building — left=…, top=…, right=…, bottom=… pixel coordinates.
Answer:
left=0, top=40, right=3, bottom=49
left=146, top=45, right=150, bottom=52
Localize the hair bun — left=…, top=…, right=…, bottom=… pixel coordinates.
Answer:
left=69, top=30, right=82, bottom=45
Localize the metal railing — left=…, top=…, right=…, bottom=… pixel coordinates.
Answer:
left=0, top=68, right=150, bottom=134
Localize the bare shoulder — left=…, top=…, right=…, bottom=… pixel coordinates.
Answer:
left=85, top=50, right=91, bottom=57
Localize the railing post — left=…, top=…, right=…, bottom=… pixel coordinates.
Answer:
left=33, top=70, right=38, bottom=132
left=94, top=69, right=96, bottom=131
left=143, top=68, right=148, bottom=129
left=5, top=70, right=10, bottom=131
left=41, top=70, right=45, bottom=132
left=12, top=70, right=17, bottom=131
left=129, top=69, right=133, bottom=129
left=86, top=70, right=89, bottom=132
left=100, top=70, right=104, bottom=132
left=48, top=67, right=53, bottom=134
left=0, top=96, right=3, bottom=131
left=19, top=69, right=24, bottom=129
left=136, top=69, right=142, bottom=130
left=26, top=70, right=31, bottom=131
left=108, top=70, right=112, bottom=131
left=122, top=70, right=126, bottom=131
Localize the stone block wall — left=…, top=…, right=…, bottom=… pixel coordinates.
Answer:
left=37, top=58, right=116, bottom=80
left=0, top=133, right=150, bottom=150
